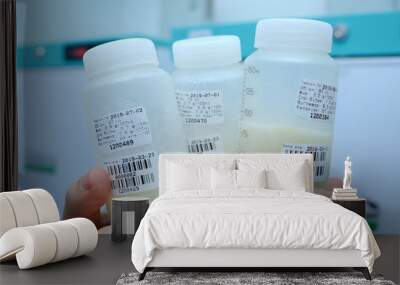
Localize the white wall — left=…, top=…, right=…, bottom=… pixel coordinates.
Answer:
left=213, top=0, right=327, bottom=22
left=16, top=0, right=209, bottom=45
left=17, top=0, right=160, bottom=44
left=331, top=57, right=400, bottom=234
left=212, top=0, right=400, bottom=23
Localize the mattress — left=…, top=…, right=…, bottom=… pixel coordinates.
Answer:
left=131, top=189, right=380, bottom=273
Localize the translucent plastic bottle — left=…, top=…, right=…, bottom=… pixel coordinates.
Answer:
left=172, top=36, right=243, bottom=153
left=240, top=19, right=339, bottom=184
left=83, top=38, right=185, bottom=200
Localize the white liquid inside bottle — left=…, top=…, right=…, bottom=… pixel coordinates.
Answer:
left=240, top=19, right=339, bottom=184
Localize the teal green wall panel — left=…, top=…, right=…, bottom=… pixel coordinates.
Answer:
left=315, top=12, right=400, bottom=57
left=17, top=44, right=81, bottom=68
left=17, top=35, right=171, bottom=69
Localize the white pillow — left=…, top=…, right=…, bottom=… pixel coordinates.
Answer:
left=238, top=158, right=309, bottom=191
left=266, top=163, right=307, bottom=191
left=211, top=168, right=236, bottom=190
left=167, top=163, right=211, bottom=191
left=166, top=159, right=235, bottom=191
left=236, top=169, right=267, bottom=189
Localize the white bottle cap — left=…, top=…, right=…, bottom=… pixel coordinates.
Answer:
left=83, top=38, right=158, bottom=79
left=255, top=18, right=333, bottom=53
left=173, top=35, right=241, bottom=69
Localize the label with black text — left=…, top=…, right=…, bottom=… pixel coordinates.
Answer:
left=92, top=106, right=152, bottom=153
left=187, top=135, right=223, bottom=153
left=296, top=80, right=337, bottom=122
left=176, top=90, right=224, bottom=125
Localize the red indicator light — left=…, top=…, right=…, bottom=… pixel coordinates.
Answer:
left=65, top=42, right=104, bottom=61
left=71, top=47, right=88, bottom=59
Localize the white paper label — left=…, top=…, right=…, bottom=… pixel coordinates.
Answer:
left=187, top=135, right=223, bottom=153
left=104, top=151, right=157, bottom=195
left=296, top=80, right=337, bottom=122
left=282, top=143, right=329, bottom=182
left=176, top=90, right=224, bottom=125
left=92, top=106, right=152, bottom=153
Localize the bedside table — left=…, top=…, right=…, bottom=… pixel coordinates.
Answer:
left=332, top=198, right=366, bottom=218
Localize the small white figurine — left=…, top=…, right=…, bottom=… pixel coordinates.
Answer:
left=343, top=156, right=352, bottom=189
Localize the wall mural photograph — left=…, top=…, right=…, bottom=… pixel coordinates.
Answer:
left=1, top=0, right=399, bottom=284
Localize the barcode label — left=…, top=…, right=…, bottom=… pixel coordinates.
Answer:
left=106, top=157, right=152, bottom=175
left=187, top=135, right=223, bottom=153
left=111, top=173, right=155, bottom=189
left=188, top=142, right=216, bottom=153
left=282, top=143, right=329, bottom=182
left=315, top=165, right=325, bottom=177
left=104, top=151, right=157, bottom=195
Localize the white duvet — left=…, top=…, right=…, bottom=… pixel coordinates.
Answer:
left=131, top=190, right=380, bottom=273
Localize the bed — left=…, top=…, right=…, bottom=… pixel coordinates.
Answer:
left=131, top=153, right=380, bottom=280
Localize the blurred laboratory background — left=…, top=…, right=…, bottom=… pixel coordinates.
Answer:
left=16, top=0, right=400, bottom=236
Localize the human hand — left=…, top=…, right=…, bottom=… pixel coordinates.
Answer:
left=63, top=168, right=112, bottom=229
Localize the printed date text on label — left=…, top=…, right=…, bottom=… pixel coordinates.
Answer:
left=187, top=135, right=223, bottom=153
left=176, top=90, right=224, bottom=125
left=92, top=106, right=152, bottom=153
left=105, top=151, right=157, bottom=195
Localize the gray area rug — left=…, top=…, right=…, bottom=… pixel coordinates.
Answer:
left=116, top=272, right=396, bottom=285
